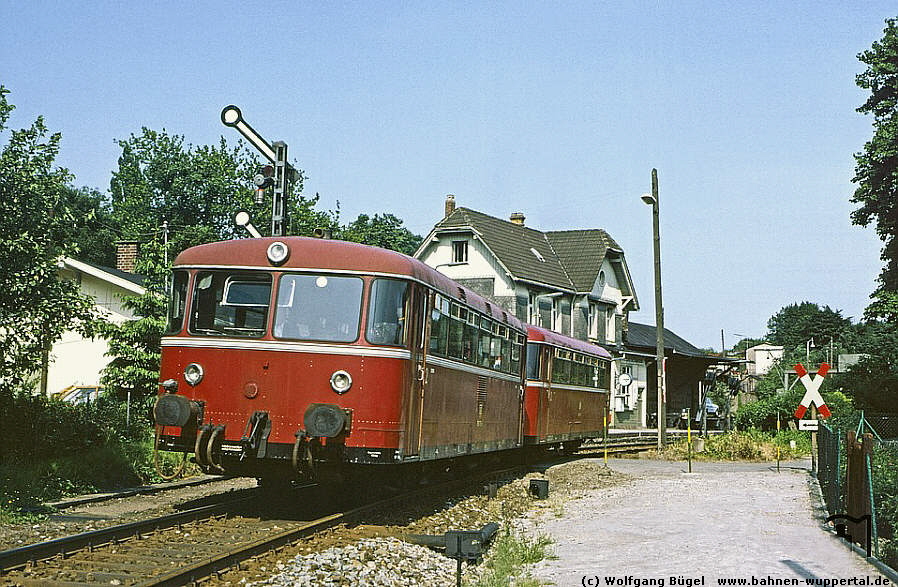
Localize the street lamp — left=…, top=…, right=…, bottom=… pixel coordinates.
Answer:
left=642, top=168, right=666, bottom=449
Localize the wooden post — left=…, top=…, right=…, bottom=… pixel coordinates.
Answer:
left=845, top=431, right=873, bottom=547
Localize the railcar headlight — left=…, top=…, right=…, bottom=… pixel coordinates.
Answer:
left=267, top=241, right=290, bottom=265
left=330, top=370, right=352, bottom=394
left=184, top=363, right=204, bottom=386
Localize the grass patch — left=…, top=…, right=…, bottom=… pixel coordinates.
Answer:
left=0, top=435, right=198, bottom=514
left=663, top=429, right=811, bottom=461
left=469, top=529, right=555, bottom=587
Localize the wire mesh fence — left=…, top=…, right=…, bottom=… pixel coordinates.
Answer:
left=817, top=417, right=898, bottom=570
left=817, top=423, right=842, bottom=516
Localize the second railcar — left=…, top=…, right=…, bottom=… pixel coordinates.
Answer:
left=523, top=326, right=612, bottom=448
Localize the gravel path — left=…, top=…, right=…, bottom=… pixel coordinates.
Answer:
left=527, top=458, right=892, bottom=586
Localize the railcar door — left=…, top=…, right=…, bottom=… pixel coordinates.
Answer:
left=403, top=285, right=429, bottom=456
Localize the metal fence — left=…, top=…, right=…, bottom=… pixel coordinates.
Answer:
left=864, top=413, right=898, bottom=440
left=817, top=416, right=898, bottom=569
left=817, top=423, right=842, bottom=516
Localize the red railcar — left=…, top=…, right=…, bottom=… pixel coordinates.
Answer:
left=523, top=326, right=612, bottom=448
left=154, top=237, right=527, bottom=481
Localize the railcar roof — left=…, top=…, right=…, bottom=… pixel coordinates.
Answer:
left=174, top=237, right=525, bottom=330
left=526, top=325, right=612, bottom=359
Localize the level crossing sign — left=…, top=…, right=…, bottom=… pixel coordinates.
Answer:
left=793, top=362, right=831, bottom=420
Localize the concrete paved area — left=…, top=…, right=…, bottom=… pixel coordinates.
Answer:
left=528, top=458, right=894, bottom=586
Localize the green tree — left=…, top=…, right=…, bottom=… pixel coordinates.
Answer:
left=62, top=185, right=118, bottom=267
left=111, top=129, right=262, bottom=255
left=0, top=86, right=95, bottom=391
left=339, top=212, right=423, bottom=255
left=852, top=17, right=898, bottom=320
left=109, top=128, right=337, bottom=257
left=834, top=321, right=898, bottom=411
left=99, top=240, right=168, bottom=410
left=766, top=302, right=852, bottom=358
left=731, top=337, right=766, bottom=357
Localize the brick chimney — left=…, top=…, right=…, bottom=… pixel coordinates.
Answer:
left=509, top=212, right=525, bottom=225
left=115, top=241, right=140, bottom=273
left=445, top=194, right=456, bottom=218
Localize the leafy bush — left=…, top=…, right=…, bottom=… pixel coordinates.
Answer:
left=734, top=390, right=804, bottom=430
left=0, top=389, right=179, bottom=510
left=735, top=390, right=857, bottom=431
left=871, top=443, right=898, bottom=568
left=666, top=429, right=810, bottom=461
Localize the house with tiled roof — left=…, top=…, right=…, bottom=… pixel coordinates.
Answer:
left=414, top=196, right=638, bottom=350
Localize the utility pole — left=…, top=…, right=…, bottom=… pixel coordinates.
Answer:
left=641, top=169, right=666, bottom=449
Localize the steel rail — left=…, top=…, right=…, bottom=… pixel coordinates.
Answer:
left=0, top=496, right=252, bottom=572
left=2, top=466, right=525, bottom=586
left=137, top=466, right=526, bottom=587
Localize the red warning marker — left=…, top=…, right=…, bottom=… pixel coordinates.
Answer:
left=793, top=362, right=831, bottom=420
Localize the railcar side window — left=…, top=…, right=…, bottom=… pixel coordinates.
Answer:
left=366, top=279, right=409, bottom=346
left=477, top=318, right=492, bottom=368
left=596, top=360, right=611, bottom=389
left=190, top=272, right=271, bottom=337
left=447, top=305, right=466, bottom=359
left=166, top=271, right=189, bottom=334
left=274, top=274, right=363, bottom=343
left=511, top=334, right=524, bottom=375
left=526, top=343, right=541, bottom=380
left=428, top=296, right=449, bottom=356
left=551, top=354, right=570, bottom=384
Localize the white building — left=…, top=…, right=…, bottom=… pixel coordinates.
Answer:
left=745, top=343, right=784, bottom=377
left=46, top=257, right=145, bottom=396
left=414, top=196, right=639, bottom=347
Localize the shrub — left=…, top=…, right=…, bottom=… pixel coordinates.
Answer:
left=735, top=390, right=858, bottom=432
left=0, top=389, right=176, bottom=510
left=666, top=429, right=810, bottom=461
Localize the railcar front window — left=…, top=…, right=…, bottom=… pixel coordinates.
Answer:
left=366, top=279, right=409, bottom=346
left=166, top=271, right=189, bottom=334
left=190, top=272, right=271, bottom=337
left=274, top=274, right=363, bottom=342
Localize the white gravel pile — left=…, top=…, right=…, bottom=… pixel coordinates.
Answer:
left=247, top=537, right=471, bottom=586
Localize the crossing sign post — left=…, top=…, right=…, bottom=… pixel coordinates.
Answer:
left=793, top=362, right=832, bottom=474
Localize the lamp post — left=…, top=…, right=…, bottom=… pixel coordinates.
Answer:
left=641, top=169, right=666, bottom=449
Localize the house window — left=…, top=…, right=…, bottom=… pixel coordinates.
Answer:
left=528, top=293, right=537, bottom=325
left=552, top=298, right=560, bottom=332
left=588, top=303, right=598, bottom=339
left=606, top=308, right=616, bottom=343
left=452, top=240, right=468, bottom=263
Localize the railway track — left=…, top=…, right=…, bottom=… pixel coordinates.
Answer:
left=578, top=430, right=720, bottom=455
left=1, top=433, right=712, bottom=585
left=1, top=468, right=524, bottom=586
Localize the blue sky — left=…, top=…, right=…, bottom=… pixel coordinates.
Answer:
left=1, top=1, right=893, bottom=350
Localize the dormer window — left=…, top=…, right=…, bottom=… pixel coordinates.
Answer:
left=452, top=240, right=468, bottom=263
left=530, top=247, right=545, bottom=262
